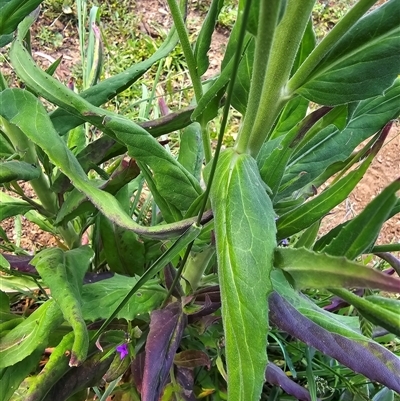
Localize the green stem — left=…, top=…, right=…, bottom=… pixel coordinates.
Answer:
left=201, top=122, right=212, bottom=163
left=372, top=244, right=400, bottom=253
left=245, top=0, right=316, bottom=157
left=235, top=0, right=281, bottom=154
left=196, top=0, right=253, bottom=223
left=167, top=0, right=203, bottom=102
left=287, top=0, right=379, bottom=92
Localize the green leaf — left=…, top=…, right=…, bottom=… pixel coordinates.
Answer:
left=0, top=88, right=206, bottom=239
left=279, top=79, right=400, bottom=198
left=0, top=0, right=41, bottom=37
left=0, top=290, right=10, bottom=312
left=295, top=0, right=400, bottom=105
left=276, top=149, right=375, bottom=240
left=269, top=96, right=309, bottom=140
left=99, top=186, right=145, bottom=276
left=31, top=247, right=93, bottom=366
left=230, top=37, right=254, bottom=114
left=257, top=106, right=338, bottom=199
left=290, top=18, right=315, bottom=77
left=274, top=247, right=400, bottom=292
left=0, top=300, right=63, bottom=368
left=194, top=0, right=224, bottom=76
left=9, top=20, right=201, bottom=215
left=49, top=28, right=179, bottom=135
left=0, top=160, right=40, bottom=183
left=330, top=288, right=400, bottom=337
left=177, top=122, right=203, bottom=181
left=293, top=221, right=320, bottom=249
left=0, top=192, right=34, bottom=221
left=271, top=270, right=400, bottom=392
left=322, top=178, right=400, bottom=259
left=24, top=331, right=75, bottom=401
left=0, top=348, right=43, bottom=401
left=192, top=38, right=251, bottom=123
left=210, top=149, right=276, bottom=401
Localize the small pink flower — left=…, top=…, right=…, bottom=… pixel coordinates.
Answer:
left=116, top=343, right=129, bottom=360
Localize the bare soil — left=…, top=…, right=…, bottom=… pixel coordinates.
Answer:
left=1, top=0, right=399, bottom=255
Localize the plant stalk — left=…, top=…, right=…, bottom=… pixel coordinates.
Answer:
left=243, top=0, right=316, bottom=157
left=235, top=0, right=281, bottom=153
left=287, top=0, right=379, bottom=92
left=167, top=0, right=203, bottom=102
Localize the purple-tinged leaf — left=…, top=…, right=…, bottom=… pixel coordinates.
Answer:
left=375, top=253, right=400, bottom=276
left=142, top=302, right=187, bottom=401
left=324, top=290, right=364, bottom=312
left=174, top=350, right=211, bottom=369
left=265, top=362, right=316, bottom=401
left=269, top=289, right=400, bottom=392
left=40, top=349, right=114, bottom=401
left=176, top=367, right=196, bottom=401
left=2, top=254, right=36, bottom=275
left=274, top=247, right=400, bottom=292
left=131, top=351, right=145, bottom=394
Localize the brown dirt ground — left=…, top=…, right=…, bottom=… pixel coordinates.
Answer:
left=1, top=0, right=399, bottom=256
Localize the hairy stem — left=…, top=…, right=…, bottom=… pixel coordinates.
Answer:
left=246, top=0, right=316, bottom=157
left=235, top=0, right=282, bottom=154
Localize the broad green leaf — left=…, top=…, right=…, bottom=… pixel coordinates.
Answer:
left=177, top=122, right=203, bottom=181
left=52, top=107, right=195, bottom=194
left=0, top=348, right=43, bottom=401
left=0, top=160, right=40, bottom=183
left=31, top=247, right=93, bottom=366
left=322, top=178, right=400, bottom=259
left=274, top=247, right=400, bottom=292
left=194, top=0, right=224, bottom=76
left=82, top=274, right=166, bottom=321
left=279, top=79, right=400, bottom=198
left=105, top=116, right=202, bottom=214
left=295, top=0, right=400, bottom=105
left=271, top=270, right=400, bottom=392
left=0, top=300, right=63, bottom=368
left=0, top=89, right=207, bottom=239
left=0, top=192, right=34, bottom=221
left=210, top=149, right=276, bottom=401
left=372, top=388, right=394, bottom=401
